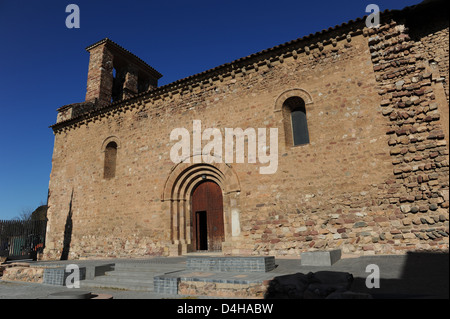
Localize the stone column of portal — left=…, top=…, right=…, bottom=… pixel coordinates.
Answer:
left=168, top=199, right=180, bottom=256
left=179, top=199, right=188, bottom=255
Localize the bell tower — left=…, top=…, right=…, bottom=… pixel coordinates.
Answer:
left=84, top=38, right=162, bottom=105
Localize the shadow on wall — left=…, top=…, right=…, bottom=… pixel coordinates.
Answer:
left=394, top=0, right=450, bottom=41
left=60, top=190, right=73, bottom=261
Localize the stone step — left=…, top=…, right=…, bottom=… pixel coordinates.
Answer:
left=104, top=270, right=158, bottom=278
left=186, top=255, right=276, bottom=272
left=113, top=264, right=184, bottom=273
left=81, top=279, right=154, bottom=292
left=87, top=274, right=155, bottom=285
left=79, top=262, right=186, bottom=292
left=80, top=271, right=156, bottom=291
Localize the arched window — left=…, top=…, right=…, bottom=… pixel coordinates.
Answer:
left=104, top=141, right=118, bottom=179
left=282, top=97, right=310, bottom=146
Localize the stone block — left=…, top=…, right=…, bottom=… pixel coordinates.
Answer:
left=301, top=249, right=342, bottom=266
left=153, top=275, right=179, bottom=294
left=43, top=267, right=86, bottom=286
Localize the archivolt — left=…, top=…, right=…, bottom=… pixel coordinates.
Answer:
left=162, top=155, right=240, bottom=202
left=274, top=88, right=313, bottom=112
left=101, top=135, right=121, bottom=152
left=161, top=156, right=241, bottom=255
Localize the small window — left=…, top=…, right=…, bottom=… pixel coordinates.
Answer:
left=282, top=97, right=310, bottom=146
left=104, top=141, right=117, bottom=179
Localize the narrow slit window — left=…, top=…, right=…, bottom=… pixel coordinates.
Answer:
left=104, top=141, right=117, bottom=179
left=283, top=97, right=310, bottom=146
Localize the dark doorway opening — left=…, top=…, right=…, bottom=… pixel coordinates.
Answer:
left=196, top=211, right=208, bottom=251
left=191, top=181, right=225, bottom=252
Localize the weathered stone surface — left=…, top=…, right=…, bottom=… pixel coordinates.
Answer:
left=354, top=222, right=368, bottom=228
left=179, top=280, right=268, bottom=299
left=1, top=266, right=44, bottom=283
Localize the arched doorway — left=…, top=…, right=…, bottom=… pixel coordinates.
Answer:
left=161, top=160, right=241, bottom=256
left=191, top=181, right=224, bottom=252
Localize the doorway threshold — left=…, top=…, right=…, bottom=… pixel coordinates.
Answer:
left=185, top=251, right=224, bottom=257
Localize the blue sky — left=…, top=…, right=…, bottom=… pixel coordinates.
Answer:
left=0, top=0, right=421, bottom=220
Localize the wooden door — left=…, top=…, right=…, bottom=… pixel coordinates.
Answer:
left=191, top=181, right=224, bottom=251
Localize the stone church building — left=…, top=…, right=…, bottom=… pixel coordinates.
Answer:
left=44, top=0, right=449, bottom=260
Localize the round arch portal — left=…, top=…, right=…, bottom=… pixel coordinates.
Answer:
left=161, top=159, right=241, bottom=255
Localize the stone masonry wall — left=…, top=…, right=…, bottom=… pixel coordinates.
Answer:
left=367, top=20, right=449, bottom=250
left=178, top=280, right=268, bottom=299
left=413, top=26, right=450, bottom=145
left=1, top=266, right=44, bottom=283
left=417, top=27, right=449, bottom=104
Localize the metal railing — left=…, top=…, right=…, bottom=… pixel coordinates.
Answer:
left=0, top=219, right=47, bottom=261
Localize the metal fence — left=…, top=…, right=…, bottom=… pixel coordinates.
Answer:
left=0, top=219, right=47, bottom=261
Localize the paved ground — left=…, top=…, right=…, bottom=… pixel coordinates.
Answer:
left=0, top=280, right=184, bottom=299
left=0, top=252, right=448, bottom=299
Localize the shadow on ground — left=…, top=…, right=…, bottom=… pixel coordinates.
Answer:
left=266, top=251, right=449, bottom=299
left=352, top=251, right=449, bottom=299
